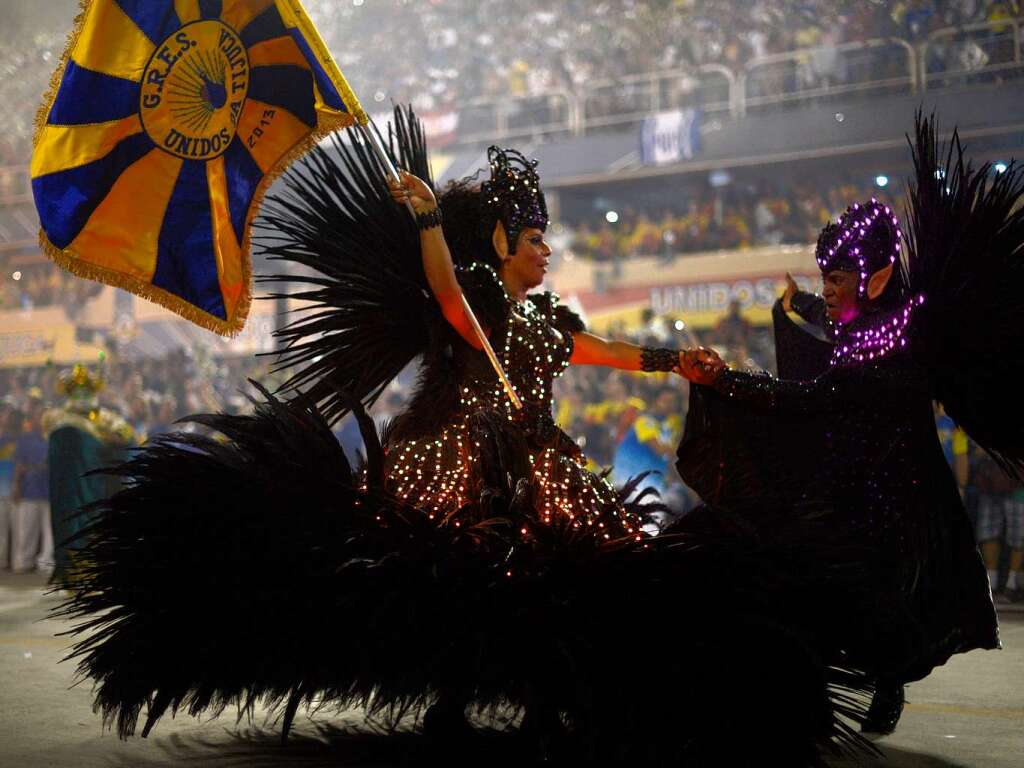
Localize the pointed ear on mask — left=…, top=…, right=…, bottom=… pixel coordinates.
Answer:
left=492, top=220, right=509, bottom=263
left=866, top=262, right=894, bottom=300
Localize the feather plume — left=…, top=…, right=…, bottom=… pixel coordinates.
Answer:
left=55, top=387, right=881, bottom=764
left=255, top=106, right=435, bottom=424
left=904, top=112, right=1024, bottom=478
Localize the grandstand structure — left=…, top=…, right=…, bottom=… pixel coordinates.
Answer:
left=2, top=6, right=1024, bottom=366
left=429, top=18, right=1024, bottom=148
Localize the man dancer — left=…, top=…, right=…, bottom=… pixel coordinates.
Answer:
left=679, top=196, right=1000, bottom=735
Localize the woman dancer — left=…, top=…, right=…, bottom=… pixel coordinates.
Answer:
left=380, top=150, right=715, bottom=539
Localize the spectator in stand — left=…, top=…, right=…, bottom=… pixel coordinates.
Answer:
left=754, top=196, right=782, bottom=244
left=974, top=449, right=1024, bottom=602
left=146, top=397, right=179, bottom=441
left=0, top=404, right=19, bottom=570
left=899, top=0, right=939, bottom=41
left=710, top=299, right=754, bottom=362
left=554, top=380, right=583, bottom=434
left=10, top=395, right=52, bottom=574
left=611, top=385, right=682, bottom=493
left=1006, top=483, right=1024, bottom=600
left=576, top=374, right=645, bottom=469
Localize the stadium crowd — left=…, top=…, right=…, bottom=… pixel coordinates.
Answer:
left=0, top=1, right=1017, bottom=311
left=307, top=0, right=1021, bottom=111
left=0, top=1, right=1020, bottom=171
left=1, top=175, right=895, bottom=311
left=568, top=177, right=896, bottom=261
left=0, top=351, right=276, bottom=445
left=0, top=259, right=103, bottom=313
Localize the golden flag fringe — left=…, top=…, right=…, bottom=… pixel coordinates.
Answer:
left=31, top=0, right=366, bottom=335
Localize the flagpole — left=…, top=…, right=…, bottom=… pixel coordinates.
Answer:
left=356, top=124, right=522, bottom=410
left=281, top=0, right=521, bottom=410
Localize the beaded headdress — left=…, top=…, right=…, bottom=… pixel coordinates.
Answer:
left=480, top=146, right=548, bottom=255
left=815, top=198, right=902, bottom=298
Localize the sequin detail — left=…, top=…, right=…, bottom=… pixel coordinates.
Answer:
left=386, top=262, right=640, bottom=539
left=481, top=146, right=548, bottom=255
left=641, top=347, right=680, bottom=373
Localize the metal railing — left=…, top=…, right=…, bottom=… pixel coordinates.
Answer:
left=580, top=65, right=735, bottom=133
left=0, top=165, right=30, bottom=204
left=740, top=37, right=917, bottom=115
left=451, top=89, right=576, bottom=146
left=442, top=18, right=1021, bottom=147
left=920, top=19, right=1023, bottom=90
left=441, top=36, right=921, bottom=145
left=436, top=66, right=738, bottom=148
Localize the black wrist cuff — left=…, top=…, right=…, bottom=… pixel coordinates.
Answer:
left=641, top=347, right=679, bottom=372
left=416, top=207, right=443, bottom=230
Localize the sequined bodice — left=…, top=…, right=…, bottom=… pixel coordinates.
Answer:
left=385, top=266, right=642, bottom=539
left=456, top=290, right=574, bottom=429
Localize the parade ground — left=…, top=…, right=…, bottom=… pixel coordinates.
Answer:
left=2, top=571, right=1022, bottom=768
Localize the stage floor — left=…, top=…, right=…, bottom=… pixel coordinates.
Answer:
left=2, top=571, right=1021, bottom=767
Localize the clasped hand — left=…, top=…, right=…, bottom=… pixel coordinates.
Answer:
left=679, top=347, right=725, bottom=385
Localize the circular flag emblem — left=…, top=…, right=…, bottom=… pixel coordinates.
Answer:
left=139, top=20, right=249, bottom=161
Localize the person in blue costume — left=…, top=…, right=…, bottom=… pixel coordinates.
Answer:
left=611, top=386, right=681, bottom=494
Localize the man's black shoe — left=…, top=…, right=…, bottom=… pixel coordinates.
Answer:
left=861, top=681, right=905, bottom=735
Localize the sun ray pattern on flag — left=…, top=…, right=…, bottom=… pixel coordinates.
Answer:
left=32, top=0, right=366, bottom=334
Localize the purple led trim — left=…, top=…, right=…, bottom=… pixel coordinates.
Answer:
left=815, top=198, right=902, bottom=297
left=830, top=294, right=925, bottom=367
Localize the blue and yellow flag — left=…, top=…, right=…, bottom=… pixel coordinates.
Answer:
left=31, top=0, right=366, bottom=334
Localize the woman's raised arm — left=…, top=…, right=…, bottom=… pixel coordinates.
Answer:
left=389, top=171, right=483, bottom=349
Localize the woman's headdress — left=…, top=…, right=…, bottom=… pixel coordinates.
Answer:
left=480, top=146, right=548, bottom=254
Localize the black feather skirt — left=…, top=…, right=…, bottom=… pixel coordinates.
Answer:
left=55, top=387, right=883, bottom=766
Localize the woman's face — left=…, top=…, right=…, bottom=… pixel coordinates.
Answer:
left=504, top=227, right=551, bottom=289
left=822, top=269, right=860, bottom=323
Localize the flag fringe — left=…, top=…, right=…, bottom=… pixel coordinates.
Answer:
left=31, top=0, right=357, bottom=337
left=229, top=109, right=354, bottom=334
left=32, top=0, right=91, bottom=152
left=38, top=231, right=243, bottom=336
